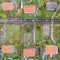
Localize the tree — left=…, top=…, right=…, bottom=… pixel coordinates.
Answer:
left=58, top=47, right=60, bottom=54
left=57, top=42, right=60, bottom=47
left=17, top=13, right=21, bottom=17
left=1, top=14, right=7, bottom=19
left=10, top=11, right=15, bottom=17
left=4, top=57, right=7, bottom=60
left=36, top=11, right=42, bottom=18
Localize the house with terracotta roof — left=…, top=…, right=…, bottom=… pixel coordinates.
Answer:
left=23, top=48, right=35, bottom=60
left=23, top=5, right=36, bottom=14
left=46, top=2, right=57, bottom=10
left=1, top=45, right=17, bottom=53
left=2, top=2, right=14, bottom=10
left=45, top=45, right=58, bottom=55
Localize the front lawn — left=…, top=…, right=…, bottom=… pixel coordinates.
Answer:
left=41, top=9, right=54, bottom=18
left=54, top=9, right=60, bottom=19
left=21, top=13, right=35, bottom=19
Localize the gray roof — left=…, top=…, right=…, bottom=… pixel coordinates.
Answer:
left=46, top=2, right=57, bottom=10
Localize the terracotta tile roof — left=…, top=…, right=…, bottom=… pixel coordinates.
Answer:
left=24, top=5, right=35, bottom=13
left=2, top=2, right=14, bottom=10
left=1, top=45, right=14, bottom=53
left=45, top=45, right=58, bottom=55
left=23, top=48, right=35, bottom=57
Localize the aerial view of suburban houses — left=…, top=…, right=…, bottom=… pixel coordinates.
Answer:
left=0, top=0, right=60, bottom=60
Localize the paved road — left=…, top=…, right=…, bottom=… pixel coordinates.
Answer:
left=51, top=21, right=56, bottom=44
left=51, top=5, right=60, bottom=19
left=42, top=52, right=46, bottom=60
left=33, top=22, right=36, bottom=43
left=3, top=19, right=7, bottom=43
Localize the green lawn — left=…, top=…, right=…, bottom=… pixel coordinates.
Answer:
left=6, top=24, right=20, bottom=44
left=21, top=13, right=35, bottom=19
left=0, top=0, right=2, bottom=3
left=41, top=8, right=54, bottom=18
left=54, top=9, right=60, bottom=19
left=35, top=24, right=43, bottom=42
left=53, top=24, right=60, bottom=46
